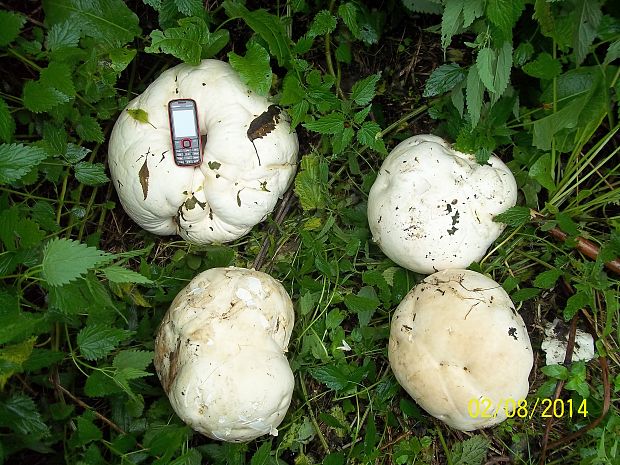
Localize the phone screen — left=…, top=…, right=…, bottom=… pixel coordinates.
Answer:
left=172, top=109, right=198, bottom=137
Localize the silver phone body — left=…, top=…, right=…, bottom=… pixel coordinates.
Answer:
left=168, top=99, right=202, bottom=167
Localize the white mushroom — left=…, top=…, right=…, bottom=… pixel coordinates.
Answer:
left=367, top=135, right=517, bottom=273
left=388, top=269, right=533, bottom=431
left=541, top=318, right=595, bottom=365
left=108, top=59, right=298, bottom=245
left=154, top=267, right=295, bottom=442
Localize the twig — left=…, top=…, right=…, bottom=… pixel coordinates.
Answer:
left=252, top=187, right=296, bottom=271
left=484, top=457, right=512, bottom=465
left=546, top=226, right=620, bottom=275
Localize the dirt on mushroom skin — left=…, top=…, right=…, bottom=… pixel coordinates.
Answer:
left=388, top=269, right=533, bottom=431
left=154, top=267, right=295, bottom=442
left=367, top=135, right=517, bottom=274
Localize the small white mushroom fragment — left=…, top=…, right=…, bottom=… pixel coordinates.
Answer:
left=541, top=318, right=595, bottom=365
left=367, top=134, right=517, bottom=273
left=388, top=269, right=533, bottom=431
left=154, top=267, right=295, bottom=442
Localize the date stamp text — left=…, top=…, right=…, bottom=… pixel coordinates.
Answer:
left=468, top=397, right=588, bottom=419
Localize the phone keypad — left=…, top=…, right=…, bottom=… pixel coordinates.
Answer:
left=174, top=138, right=201, bottom=165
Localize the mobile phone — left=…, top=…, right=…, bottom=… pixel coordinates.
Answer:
left=168, top=99, right=202, bottom=167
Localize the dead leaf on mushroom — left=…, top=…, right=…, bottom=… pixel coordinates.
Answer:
left=138, top=158, right=149, bottom=200
left=247, top=105, right=282, bottom=166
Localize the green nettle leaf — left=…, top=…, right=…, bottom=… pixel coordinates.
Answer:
left=0, top=98, right=15, bottom=143
left=476, top=48, right=497, bottom=93
left=108, top=47, right=137, bottom=73
left=294, top=154, right=329, bottom=211
left=143, top=0, right=162, bottom=10
left=533, top=268, right=563, bottom=289
left=310, top=365, right=352, bottom=391
left=541, top=364, right=569, bottom=380
left=76, top=116, right=104, bottom=143
left=533, top=0, right=554, bottom=37
left=0, top=337, right=36, bottom=389
left=0, top=10, right=26, bottom=46
left=493, top=206, right=532, bottom=227
left=228, top=42, right=272, bottom=96
left=513, top=42, right=534, bottom=67
left=466, top=66, right=484, bottom=128
left=74, top=162, right=109, bottom=186
left=486, top=0, right=524, bottom=34
left=77, top=325, right=132, bottom=360
left=0, top=144, right=47, bottom=184
left=113, top=350, right=154, bottom=371
left=402, top=0, right=443, bottom=15
left=308, top=10, right=338, bottom=37
left=146, top=17, right=229, bottom=65
left=303, top=112, right=345, bottom=134
left=174, top=0, right=202, bottom=16
left=22, top=81, right=70, bottom=113
left=532, top=92, right=589, bottom=150
left=493, top=41, right=512, bottom=98
left=64, top=143, right=90, bottom=164
left=441, top=0, right=464, bottom=49
left=462, top=0, right=484, bottom=27
left=573, top=0, right=602, bottom=65
left=529, top=153, right=555, bottom=191
left=0, top=394, right=49, bottom=436
left=102, top=265, right=153, bottom=284
left=350, top=73, right=381, bottom=106
left=356, top=121, right=387, bottom=154
left=223, top=1, right=291, bottom=66
left=604, top=40, right=620, bottom=66
left=42, top=0, right=141, bottom=46
left=511, top=287, right=541, bottom=302
left=42, top=238, right=113, bottom=286
left=451, top=435, right=489, bottom=465
left=564, top=289, right=590, bottom=320
left=46, top=20, right=80, bottom=50
left=423, top=63, right=466, bottom=97
left=338, top=2, right=360, bottom=37
left=250, top=442, right=272, bottom=465
left=523, top=52, right=561, bottom=80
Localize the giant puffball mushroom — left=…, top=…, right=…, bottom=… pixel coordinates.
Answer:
left=367, top=134, right=517, bottom=273
left=388, top=269, right=533, bottom=431
left=108, top=59, right=298, bottom=245
left=154, top=267, right=295, bottom=442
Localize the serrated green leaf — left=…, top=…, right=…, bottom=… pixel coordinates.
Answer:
left=0, top=98, right=15, bottom=143
left=46, top=20, right=80, bottom=50
left=356, top=121, right=387, bottom=154
left=486, top=0, right=524, bottom=34
left=523, top=52, right=561, bottom=80
left=22, top=349, right=64, bottom=372
left=77, top=325, right=132, bottom=360
left=466, top=66, right=483, bottom=128
left=332, top=127, right=355, bottom=155
left=228, top=42, right=272, bottom=96
left=0, top=144, right=47, bottom=184
left=170, top=449, right=202, bottom=465
left=533, top=269, right=563, bottom=289
left=0, top=291, right=43, bottom=345
left=0, top=394, right=49, bottom=436
left=0, top=10, right=25, bottom=46
left=223, top=1, right=291, bottom=66
left=174, top=0, right=202, bottom=16
left=529, top=153, right=555, bottom=191
left=108, top=47, right=137, bottom=73
left=338, top=3, right=360, bottom=37
left=0, top=207, right=45, bottom=250
left=493, top=206, right=532, bottom=227
left=84, top=370, right=123, bottom=396
left=441, top=0, right=463, bottom=49
left=308, top=10, right=337, bottom=38
left=403, top=0, right=443, bottom=14
left=513, top=42, right=534, bottom=67
left=42, top=238, right=113, bottom=286
left=143, top=0, right=162, bottom=10
left=511, top=287, right=540, bottom=302
left=146, top=16, right=221, bottom=65
left=0, top=337, right=36, bottom=389
left=22, top=80, right=71, bottom=113
left=75, top=412, right=103, bottom=445
left=64, top=143, right=90, bottom=164
left=303, top=112, right=345, bottom=134
left=541, top=364, right=569, bottom=380
left=113, top=350, right=154, bottom=371
left=295, top=155, right=329, bottom=211
left=604, top=40, right=620, bottom=66
left=573, top=0, right=602, bottom=65
left=492, top=41, right=512, bottom=100
left=423, top=63, right=466, bottom=97
left=451, top=435, right=489, bottom=465
left=76, top=116, right=104, bottom=143
left=462, top=0, right=484, bottom=27
left=310, top=365, right=351, bottom=391
left=476, top=48, right=497, bottom=93
left=42, top=0, right=141, bottom=46
left=350, top=73, right=381, bottom=106
left=532, top=92, right=589, bottom=150
left=103, top=265, right=153, bottom=284
left=74, top=161, right=109, bottom=186
left=250, top=442, right=272, bottom=465
left=533, top=0, right=554, bottom=37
